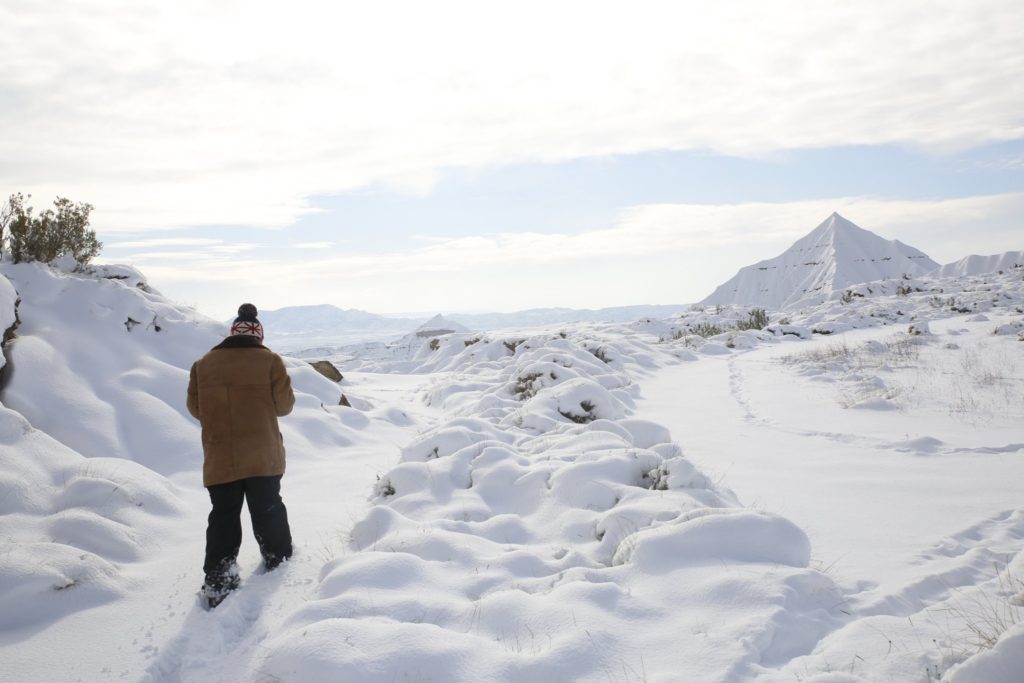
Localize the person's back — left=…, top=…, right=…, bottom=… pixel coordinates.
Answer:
left=186, top=303, right=295, bottom=608
left=189, top=340, right=294, bottom=486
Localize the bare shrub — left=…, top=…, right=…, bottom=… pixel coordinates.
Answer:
left=559, top=400, right=596, bottom=423
left=736, top=308, right=769, bottom=331
left=690, top=322, right=727, bottom=338
left=940, top=563, right=1023, bottom=655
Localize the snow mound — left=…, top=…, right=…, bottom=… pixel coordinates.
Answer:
left=0, top=405, right=184, bottom=632
left=257, top=330, right=841, bottom=681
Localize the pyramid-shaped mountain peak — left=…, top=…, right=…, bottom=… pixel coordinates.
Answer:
left=415, top=313, right=471, bottom=336
left=700, top=214, right=939, bottom=309
left=806, top=212, right=868, bottom=240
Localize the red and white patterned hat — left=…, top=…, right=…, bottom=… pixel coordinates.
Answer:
left=231, top=303, right=264, bottom=341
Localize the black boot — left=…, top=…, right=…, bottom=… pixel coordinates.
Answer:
left=201, top=563, right=240, bottom=609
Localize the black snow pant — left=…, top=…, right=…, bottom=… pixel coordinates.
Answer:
left=203, top=475, right=292, bottom=587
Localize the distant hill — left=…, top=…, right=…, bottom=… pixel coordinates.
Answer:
left=258, top=305, right=426, bottom=350
left=701, top=213, right=938, bottom=309
left=259, top=304, right=690, bottom=352
left=453, top=304, right=690, bottom=331
left=410, top=314, right=472, bottom=337
left=932, top=250, right=1024, bottom=278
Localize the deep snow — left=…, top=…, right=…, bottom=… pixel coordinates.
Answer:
left=0, top=252, right=1021, bottom=682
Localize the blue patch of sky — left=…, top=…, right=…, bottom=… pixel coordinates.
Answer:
left=103, top=140, right=1023, bottom=255
left=288, top=140, right=1024, bottom=247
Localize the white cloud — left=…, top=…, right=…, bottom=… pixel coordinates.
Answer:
left=104, top=238, right=225, bottom=249
left=125, top=193, right=1024, bottom=318
left=2, top=0, right=1022, bottom=231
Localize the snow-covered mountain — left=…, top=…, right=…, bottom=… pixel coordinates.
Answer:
left=933, top=250, right=1024, bottom=278
left=262, top=303, right=690, bottom=352
left=408, top=313, right=471, bottom=337
left=258, top=304, right=426, bottom=350
left=453, top=304, right=689, bottom=330
left=701, top=212, right=939, bottom=309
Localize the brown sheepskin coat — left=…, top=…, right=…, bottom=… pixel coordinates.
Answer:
left=187, top=340, right=295, bottom=486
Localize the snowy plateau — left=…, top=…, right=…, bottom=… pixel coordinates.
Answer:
left=0, top=215, right=1023, bottom=683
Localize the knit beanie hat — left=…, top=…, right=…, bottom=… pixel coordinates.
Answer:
left=230, top=303, right=264, bottom=341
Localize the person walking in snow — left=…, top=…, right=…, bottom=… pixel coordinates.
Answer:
left=186, top=303, right=295, bottom=608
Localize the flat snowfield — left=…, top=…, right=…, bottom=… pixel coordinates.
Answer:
left=637, top=322, right=1024, bottom=680
left=0, top=260, right=1022, bottom=682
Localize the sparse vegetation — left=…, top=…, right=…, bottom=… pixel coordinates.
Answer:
left=784, top=335, right=923, bottom=369
left=374, top=474, right=395, bottom=497
left=782, top=340, right=853, bottom=365
left=736, top=308, right=769, bottom=331
left=559, top=399, right=596, bottom=423
left=643, top=464, right=670, bottom=490
left=503, top=339, right=525, bottom=354
left=512, top=372, right=550, bottom=400
left=943, top=563, right=1023, bottom=655
left=689, top=322, right=726, bottom=338
left=2, top=193, right=102, bottom=265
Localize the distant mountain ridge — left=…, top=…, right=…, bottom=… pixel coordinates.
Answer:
left=933, top=251, right=1024, bottom=278
left=701, top=213, right=939, bottom=309
left=257, top=305, right=425, bottom=350
left=259, top=303, right=690, bottom=352
left=258, top=304, right=421, bottom=333
left=454, top=304, right=689, bottom=330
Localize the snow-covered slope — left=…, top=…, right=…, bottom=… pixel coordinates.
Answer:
left=1, top=261, right=222, bottom=473
left=1, top=256, right=1022, bottom=682
left=701, top=213, right=938, bottom=309
left=933, top=250, right=1024, bottom=278
left=0, top=260, right=365, bottom=659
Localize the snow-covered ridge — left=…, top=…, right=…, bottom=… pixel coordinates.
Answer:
left=701, top=212, right=939, bottom=309
left=788, top=260, right=1024, bottom=337
left=654, top=255, right=1023, bottom=346
left=933, top=250, right=1024, bottom=278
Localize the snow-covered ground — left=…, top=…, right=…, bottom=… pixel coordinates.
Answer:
left=0, top=256, right=1022, bottom=682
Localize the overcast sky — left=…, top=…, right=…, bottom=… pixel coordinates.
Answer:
left=2, top=0, right=1022, bottom=318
